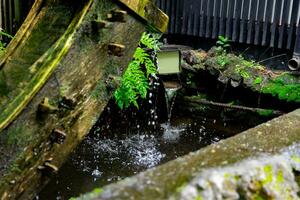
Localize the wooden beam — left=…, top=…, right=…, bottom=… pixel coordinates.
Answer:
left=117, top=0, right=169, bottom=33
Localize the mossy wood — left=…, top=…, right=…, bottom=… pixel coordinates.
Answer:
left=117, top=0, right=169, bottom=32
left=0, top=0, right=168, bottom=199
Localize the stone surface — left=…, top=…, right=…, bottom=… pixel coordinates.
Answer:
left=181, top=48, right=300, bottom=103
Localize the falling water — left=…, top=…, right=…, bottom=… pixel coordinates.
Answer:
left=164, top=87, right=180, bottom=123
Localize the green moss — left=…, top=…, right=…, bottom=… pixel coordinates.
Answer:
left=262, top=165, right=273, bottom=184
left=6, top=125, right=32, bottom=146
left=253, top=194, right=266, bottom=200
left=175, top=182, right=187, bottom=193
left=254, top=76, right=263, bottom=85
left=235, top=65, right=250, bottom=79
left=291, top=155, right=300, bottom=163
left=224, top=173, right=232, bottom=179
left=72, top=188, right=103, bottom=200
left=0, top=1, right=93, bottom=132
left=194, top=196, right=203, bottom=200
left=261, top=81, right=300, bottom=103
left=216, top=54, right=230, bottom=69
left=10, top=163, right=22, bottom=174
left=275, top=169, right=284, bottom=192
left=91, top=80, right=107, bottom=100
left=257, top=109, right=274, bottom=117
left=0, top=71, right=9, bottom=97
left=59, top=83, right=70, bottom=96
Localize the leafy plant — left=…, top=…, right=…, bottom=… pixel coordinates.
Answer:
left=0, top=29, right=13, bottom=55
left=216, top=54, right=230, bottom=69
left=217, top=35, right=230, bottom=49
left=215, top=36, right=231, bottom=68
left=114, top=32, right=161, bottom=109
left=257, top=109, right=274, bottom=117
left=254, top=76, right=263, bottom=85
left=235, top=65, right=250, bottom=79
left=0, top=29, right=13, bottom=39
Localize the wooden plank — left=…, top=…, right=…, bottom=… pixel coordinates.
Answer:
left=117, top=0, right=169, bottom=32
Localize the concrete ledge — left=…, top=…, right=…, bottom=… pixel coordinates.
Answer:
left=76, top=109, right=300, bottom=199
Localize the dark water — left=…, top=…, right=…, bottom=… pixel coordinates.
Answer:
left=38, top=112, right=249, bottom=200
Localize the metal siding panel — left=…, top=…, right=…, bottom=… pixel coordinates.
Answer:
left=219, top=0, right=227, bottom=36
left=225, top=0, right=234, bottom=39
left=246, top=0, right=255, bottom=44
left=212, top=0, right=219, bottom=38
left=232, top=0, right=241, bottom=42
left=262, top=0, right=272, bottom=46
left=199, top=0, right=206, bottom=37
left=205, top=0, right=213, bottom=38
left=193, top=12, right=199, bottom=36
left=181, top=1, right=188, bottom=34
left=166, top=0, right=171, bottom=33
left=187, top=6, right=193, bottom=35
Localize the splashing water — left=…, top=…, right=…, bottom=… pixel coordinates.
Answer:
left=161, top=123, right=186, bottom=143
left=79, top=133, right=165, bottom=174
left=39, top=105, right=249, bottom=199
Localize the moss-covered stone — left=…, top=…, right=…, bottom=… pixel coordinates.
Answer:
left=181, top=48, right=300, bottom=104
left=261, top=75, right=300, bottom=103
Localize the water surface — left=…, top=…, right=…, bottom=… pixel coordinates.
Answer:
left=38, top=113, right=248, bottom=199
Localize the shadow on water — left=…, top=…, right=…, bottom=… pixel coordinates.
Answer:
left=38, top=78, right=266, bottom=199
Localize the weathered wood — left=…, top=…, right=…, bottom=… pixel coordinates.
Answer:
left=117, top=0, right=169, bottom=32
left=0, top=0, right=91, bottom=133
left=0, top=0, right=168, bottom=199
left=184, top=96, right=284, bottom=116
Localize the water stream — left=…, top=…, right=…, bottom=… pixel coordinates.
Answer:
left=165, top=87, right=179, bottom=124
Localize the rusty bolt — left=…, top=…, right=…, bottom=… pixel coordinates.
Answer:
left=50, top=129, right=67, bottom=144
left=107, top=10, right=127, bottom=22
left=108, top=43, right=125, bottom=56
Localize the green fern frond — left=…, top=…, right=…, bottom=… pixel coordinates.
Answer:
left=114, top=32, right=161, bottom=109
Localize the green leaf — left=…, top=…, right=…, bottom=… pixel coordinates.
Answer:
left=254, top=76, right=263, bottom=85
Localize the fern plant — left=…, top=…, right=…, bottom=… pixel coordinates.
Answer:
left=114, top=32, right=161, bottom=109
left=0, top=29, right=13, bottom=56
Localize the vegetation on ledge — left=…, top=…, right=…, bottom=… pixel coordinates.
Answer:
left=181, top=45, right=300, bottom=104
left=0, top=29, right=13, bottom=56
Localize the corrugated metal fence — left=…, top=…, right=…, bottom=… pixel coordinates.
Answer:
left=157, top=0, right=300, bottom=51
left=1, top=0, right=300, bottom=52
left=0, top=0, right=33, bottom=35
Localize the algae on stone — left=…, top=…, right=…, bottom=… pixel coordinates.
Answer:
left=181, top=48, right=300, bottom=104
